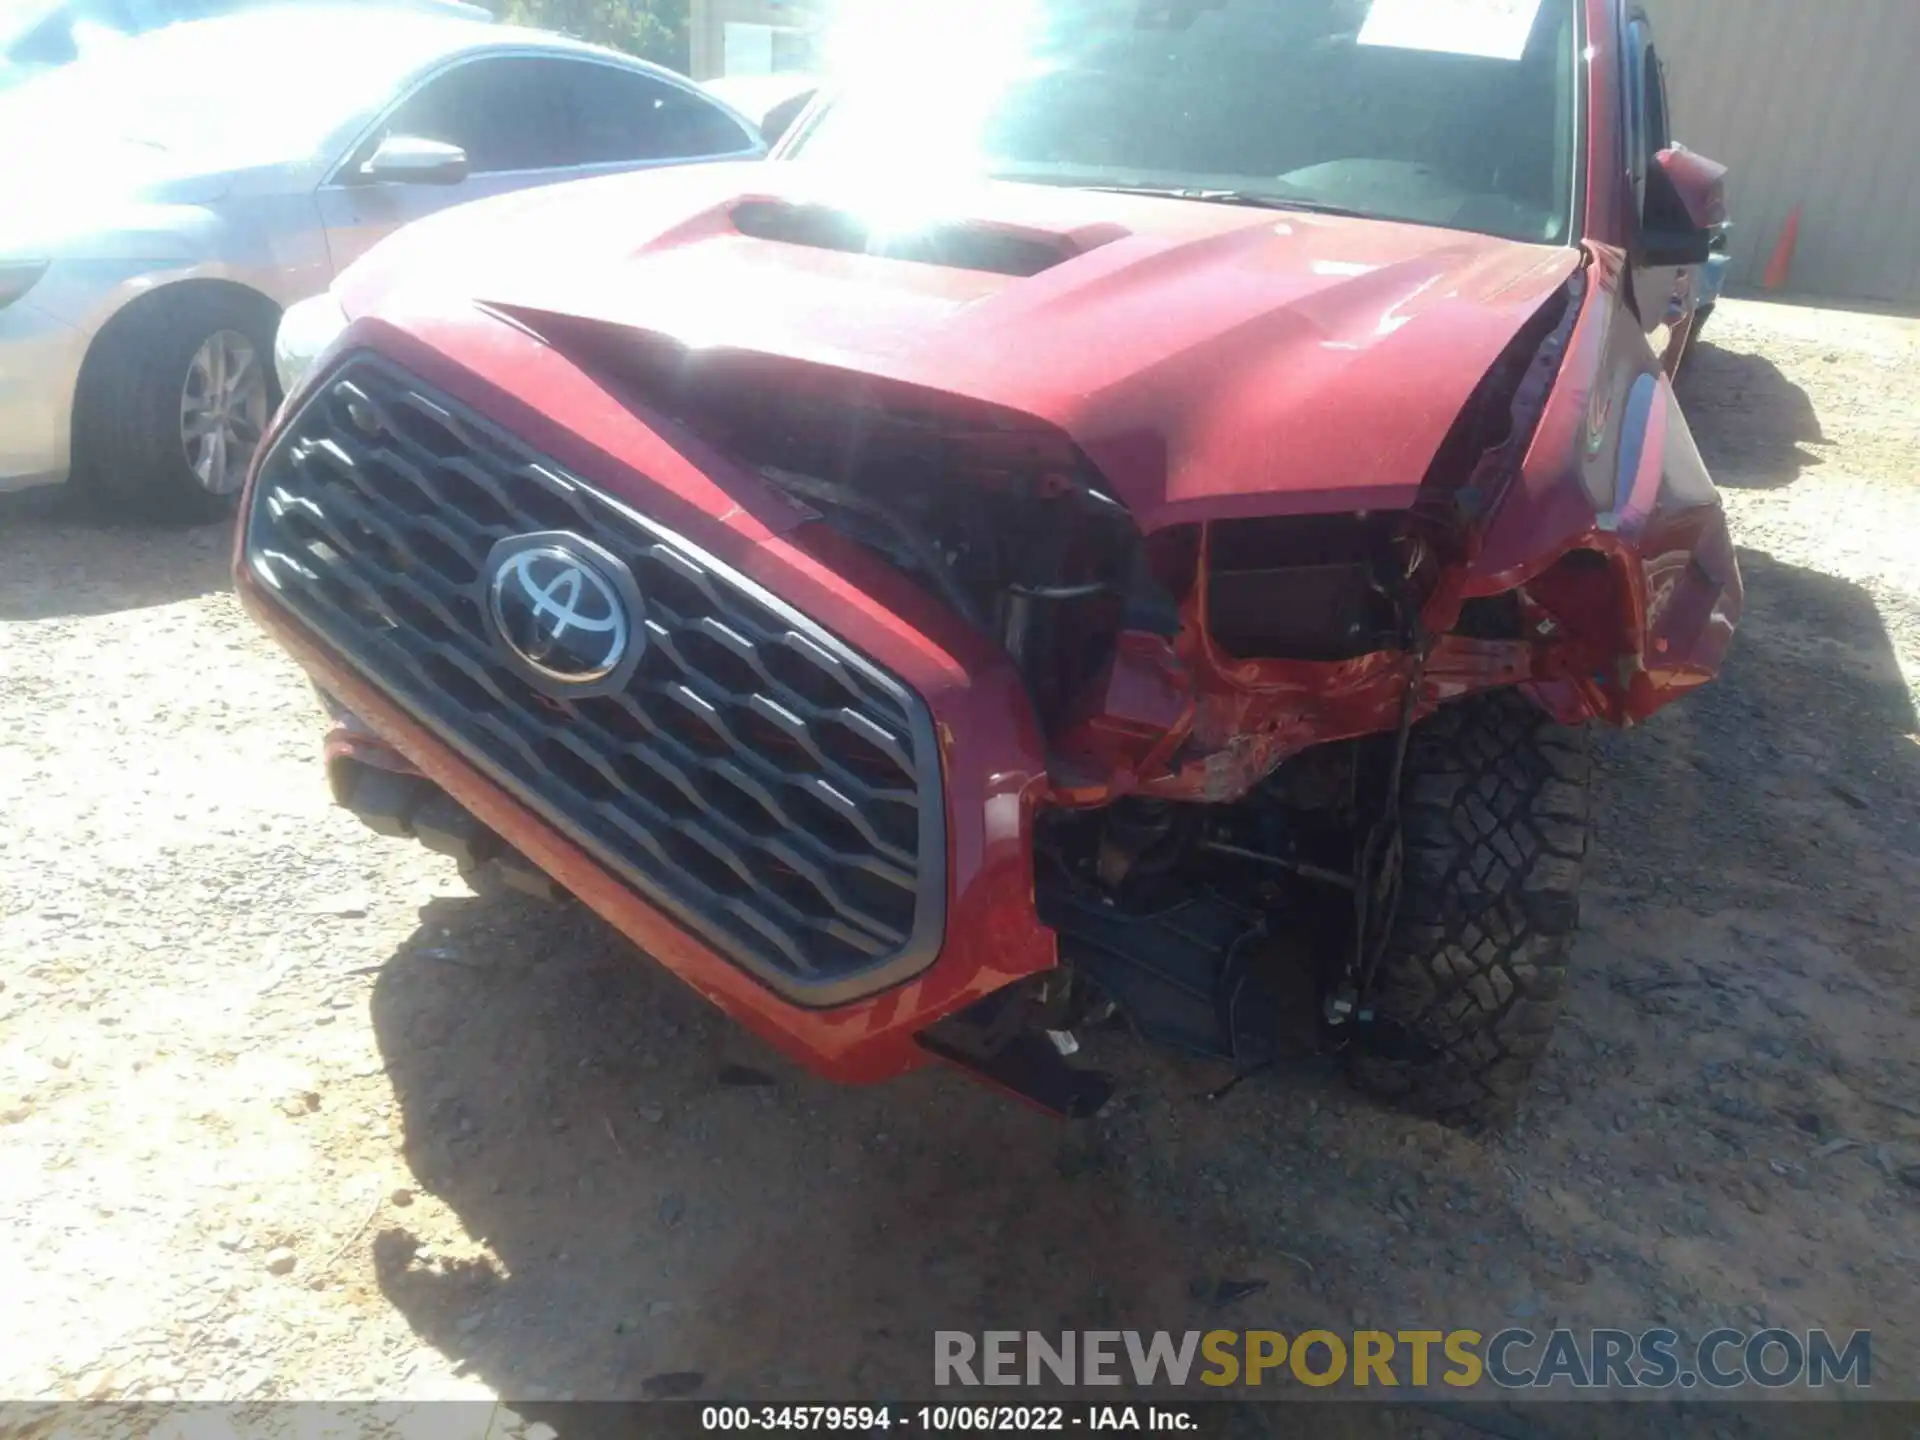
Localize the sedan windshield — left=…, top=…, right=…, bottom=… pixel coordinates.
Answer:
left=787, top=0, right=1581, bottom=245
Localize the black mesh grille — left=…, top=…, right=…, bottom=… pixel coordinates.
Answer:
left=246, top=354, right=945, bottom=1005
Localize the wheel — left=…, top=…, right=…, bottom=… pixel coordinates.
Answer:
left=73, top=290, right=279, bottom=523
left=1347, top=687, right=1591, bottom=1128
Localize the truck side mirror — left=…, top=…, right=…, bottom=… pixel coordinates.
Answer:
left=1638, top=145, right=1726, bottom=267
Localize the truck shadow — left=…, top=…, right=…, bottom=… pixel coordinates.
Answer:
left=1675, top=339, right=1828, bottom=489
left=365, top=535, right=1920, bottom=1408
left=365, top=890, right=1234, bottom=1402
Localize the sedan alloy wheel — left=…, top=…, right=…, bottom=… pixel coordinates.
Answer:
left=180, top=328, right=270, bottom=496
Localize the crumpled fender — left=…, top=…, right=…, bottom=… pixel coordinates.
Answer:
left=1045, top=245, right=1742, bottom=803
left=1469, top=245, right=1742, bottom=723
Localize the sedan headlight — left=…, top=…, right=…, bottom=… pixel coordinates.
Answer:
left=275, top=289, right=351, bottom=395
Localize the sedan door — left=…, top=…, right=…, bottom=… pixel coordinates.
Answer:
left=316, top=52, right=760, bottom=275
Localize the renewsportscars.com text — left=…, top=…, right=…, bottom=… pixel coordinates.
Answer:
left=934, top=1328, right=1870, bottom=1391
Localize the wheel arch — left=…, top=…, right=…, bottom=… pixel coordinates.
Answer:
left=72, top=277, right=283, bottom=466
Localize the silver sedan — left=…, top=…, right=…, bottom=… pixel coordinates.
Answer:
left=0, top=4, right=763, bottom=520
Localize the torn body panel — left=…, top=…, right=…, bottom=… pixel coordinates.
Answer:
left=1043, top=246, right=1739, bottom=805
left=1470, top=246, right=1742, bottom=724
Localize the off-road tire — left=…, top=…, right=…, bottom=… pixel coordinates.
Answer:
left=1348, top=687, right=1591, bottom=1128
left=72, top=290, right=280, bottom=525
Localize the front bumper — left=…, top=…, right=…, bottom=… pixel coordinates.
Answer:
left=0, top=298, right=83, bottom=490
left=236, top=336, right=1058, bottom=1084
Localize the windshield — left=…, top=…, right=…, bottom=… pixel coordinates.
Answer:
left=788, top=0, right=1581, bottom=245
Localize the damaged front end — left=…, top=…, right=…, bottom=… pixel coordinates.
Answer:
left=516, top=265, right=1599, bottom=800
left=489, top=261, right=1657, bottom=1107
left=263, top=203, right=1737, bottom=1122
left=1049, top=266, right=1593, bottom=809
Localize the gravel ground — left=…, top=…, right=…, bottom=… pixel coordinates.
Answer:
left=1, top=297, right=1916, bottom=1421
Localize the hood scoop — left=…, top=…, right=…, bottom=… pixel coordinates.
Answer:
left=729, top=198, right=1096, bottom=278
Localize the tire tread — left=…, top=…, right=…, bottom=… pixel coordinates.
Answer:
left=1349, top=687, right=1592, bottom=1127
left=73, top=290, right=278, bottom=524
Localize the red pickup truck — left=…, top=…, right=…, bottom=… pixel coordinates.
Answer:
left=242, top=0, right=1737, bottom=1127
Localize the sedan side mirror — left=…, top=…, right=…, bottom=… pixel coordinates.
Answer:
left=356, top=135, right=470, bottom=186
left=1637, top=144, right=1727, bottom=267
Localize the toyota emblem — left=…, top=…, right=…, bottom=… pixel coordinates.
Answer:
left=485, top=533, right=645, bottom=691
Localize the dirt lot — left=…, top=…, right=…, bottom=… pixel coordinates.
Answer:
left=2, top=297, right=1917, bottom=1420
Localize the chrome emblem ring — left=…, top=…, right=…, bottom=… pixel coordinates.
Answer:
left=485, top=533, right=644, bottom=691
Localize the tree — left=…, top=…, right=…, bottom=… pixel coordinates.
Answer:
left=499, top=0, right=690, bottom=71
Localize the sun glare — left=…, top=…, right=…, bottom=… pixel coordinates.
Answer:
left=823, top=0, right=1044, bottom=88
left=807, top=0, right=1046, bottom=231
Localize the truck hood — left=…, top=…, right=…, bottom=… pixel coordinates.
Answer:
left=338, top=162, right=1583, bottom=530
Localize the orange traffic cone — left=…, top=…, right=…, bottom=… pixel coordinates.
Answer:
left=1763, top=204, right=1802, bottom=291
